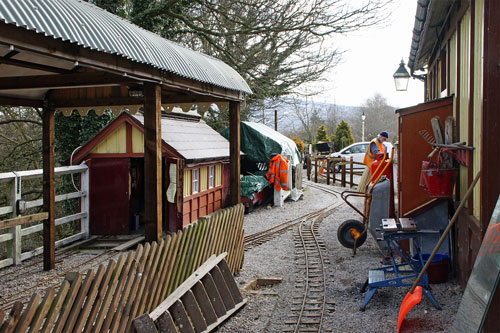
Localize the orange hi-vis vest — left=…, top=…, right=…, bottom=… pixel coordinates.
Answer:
left=266, top=154, right=290, bottom=191
left=363, top=138, right=385, bottom=168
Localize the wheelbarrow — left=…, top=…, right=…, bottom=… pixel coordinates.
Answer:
left=337, top=148, right=395, bottom=254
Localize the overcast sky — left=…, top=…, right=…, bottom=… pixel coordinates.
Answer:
left=312, top=0, right=424, bottom=109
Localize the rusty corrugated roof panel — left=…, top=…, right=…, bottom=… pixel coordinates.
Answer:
left=0, top=0, right=252, bottom=94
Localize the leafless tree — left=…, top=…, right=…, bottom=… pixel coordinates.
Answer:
left=360, top=92, right=397, bottom=141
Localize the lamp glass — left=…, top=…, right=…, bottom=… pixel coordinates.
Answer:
left=393, top=60, right=410, bottom=91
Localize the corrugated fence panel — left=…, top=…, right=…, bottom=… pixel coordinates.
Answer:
left=0, top=203, right=244, bottom=332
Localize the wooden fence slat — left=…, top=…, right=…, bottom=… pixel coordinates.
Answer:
left=0, top=301, right=23, bottom=333
left=228, top=205, right=245, bottom=273
left=100, top=251, right=136, bottom=332
left=224, top=206, right=240, bottom=270
left=200, top=215, right=217, bottom=265
left=215, top=208, right=231, bottom=257
left=180, top=290, right=207, bottom=332
left=204, top=211, right=222, bottom=261
left=213, top=209, right=227, bottom=257
left=218, top=259, right=243, bottom=304
left=133, top=314, right=158, bottom=333
left=157, top=311, right=177, bottom=333
left=136, top=239, right=164, bottom=317
left=177, top=222, right=201, bottom=285
left=63, top=269, right=95, bottom=332
left=0, top=213, right=48, bottom=231
left=210, top=266, right=235, bottom=310
left=73, top=264, right=106, bottom=333
left=166, top=228, right=190, bottom=296
left=27, top=287, right=56, bottom=333
left=119, top=243, right=151, bottom=333
left=41, top=280, right=70, bottom=332
left=157, top=233, right=182, bottom=307
left=191, top=218, right=209, bottom=273
left=201, top=273, right=226, bottom=317
left=13, top=293, right=41, bottom=333
left=170, top=300, right=194, bottom=333
left=170, top=225, right=194, bottom=294
left=109, top=245, right=144, bottom=332
left=149, top=235, right=174, bottom=311
left=0, top=311, right=5, bottom=328
left=125, top=242, right=158, bottom=331
left=83, top=259, right=117, bottom=333
left=182, top=221, right=203, bottom=281
left=91, top=254, right=127, bottom=333
left=53, top=273, right=83, bottom=333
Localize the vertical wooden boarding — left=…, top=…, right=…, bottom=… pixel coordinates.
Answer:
left=12, top=293, right=41, bottom=332
left=146, top=237, right=171, bottom=312
left=229, top=101, right=241, bottom=206
left=73, top=264, right=106, bottom=332
left=168, top=226, right=192, bottom=294
left=177, top=223, right=200, bottom=285
left=158, top=232, right=182, bottom=305
left=42, top=281, right=70, bottom=332
left=53, top=272, right=83, bottom=333
left=63, top=269, right=95, bottom=332
left=136, top=240, right=164, bottom=317
left=27, top=287, right=56, bottom=332
left=42, top=106, right=55, bottom=271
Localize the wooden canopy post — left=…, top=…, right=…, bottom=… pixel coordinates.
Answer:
left=229, top=101, right=241, bottom=205
left=42, top=104, right=55, bottom=271
left=144, top=83, right=163, bottom=242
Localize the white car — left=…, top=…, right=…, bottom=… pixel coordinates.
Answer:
left=330, top=142, right=393, bottom=172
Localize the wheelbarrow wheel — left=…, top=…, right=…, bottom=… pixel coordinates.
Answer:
left=337, top=219, right=367, bottom=249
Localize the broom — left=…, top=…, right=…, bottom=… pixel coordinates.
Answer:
left=397, top=171, right=480, bottom=332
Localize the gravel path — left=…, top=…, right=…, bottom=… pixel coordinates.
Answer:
left=219, top=180, right=462, bottom=333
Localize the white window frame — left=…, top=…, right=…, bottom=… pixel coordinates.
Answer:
left=209, top=165, right=215, bottom=189
left=192, top=168, right=200, bottom=194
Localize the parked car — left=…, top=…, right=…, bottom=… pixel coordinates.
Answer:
left=330, top=141, right=393, bottom=172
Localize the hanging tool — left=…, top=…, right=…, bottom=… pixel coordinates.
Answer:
left=397, top=171, right=481, bottom=332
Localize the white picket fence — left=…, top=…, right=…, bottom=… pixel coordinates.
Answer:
left=0, top=165, right=89, bottom=269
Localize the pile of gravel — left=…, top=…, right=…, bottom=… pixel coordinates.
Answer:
left=219, top=182, right=462, bottom=332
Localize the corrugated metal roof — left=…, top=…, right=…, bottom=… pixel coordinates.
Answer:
left=133, top=114, right=230, bottom=161
left=0, top=0, right=252, bottom=94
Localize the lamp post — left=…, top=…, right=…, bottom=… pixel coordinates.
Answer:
left=393, top=59, right=411, bottom=91
left=361, top=112, right=366, bottom=142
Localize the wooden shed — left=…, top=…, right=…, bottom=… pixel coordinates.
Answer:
left=72, top=110, right=231, bottom=234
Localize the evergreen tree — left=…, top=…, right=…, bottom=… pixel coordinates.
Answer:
left=316, top=124, right=329, bottom=142
left=332, top=120, right=354, bottom=151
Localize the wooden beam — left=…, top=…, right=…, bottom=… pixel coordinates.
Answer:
left=0, top=213, right=48, bottom=231
left=229, top=101, right=241, bottom=205
left=0, top=72, right=133, bottom=90
left=42, top=104, right=55, bottom=271
left=0, top=56, right=71, bottom=74
left=0, top=96, right=43, bottom=108
left=144, top=83, right=163, bottom=242
left=51, top=96, right=144, bottom=108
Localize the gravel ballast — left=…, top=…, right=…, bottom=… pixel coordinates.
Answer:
left=219, top=181, right=462, bottom=332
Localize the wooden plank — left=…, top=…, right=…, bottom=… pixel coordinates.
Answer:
left=191, top=281, right=218, bottom=325
left=136, top=239, right=164, bottom=317
left=218, top=259, right=243, bottom=304
left=53, top=272, right=83, bottom=333
left=191, top=218, right=209, bottom=273
left=157, top=311, right=178, bottom=333
left=201, top=273, right=227, bottom=317
left=177, top=223, right=199, bottom=285
left=119, top=244, right=150, bottom=333
left=180, top=290, right=207, bottom=332
left=147, top=236, right=172, bottom=312
left=187, top=219, right=208, bottom=275
left=13, top=293, right=41, bottom=333
left=109, top=248, right=143, bottom=332
left=28, top=287, right=56, bottom=332
left=170, top=300, right=194, bottom=333
left=83, top=259, right=117, bottom=333
left=134, top=313, right=159, bottom=333
left=167, top=226, right=191, bottom=295
left=41, top=281, right=70, bottom=332
left=92, top=254, right=127, bottom=332
left=100, top=251, right=136, bottom=332
left=158, top=232, right=182, bottom=304
left=228, top=205, right=245, bottom=273
left=63, top=269, right=95, bottom=332
left=182, top=221, right=202, bottom=281
left=445, top=116, right=455, bottom=144
left=42, top=106, right=55, bottom=271
left=204, top=299, right=247, bottom=332
left=126, top=242, right=158, bottom=331
left=229, top=101, right=241, bottom=206
left=0, top=213, right=48, bottom=231
left=150, top=254, right=226, bottom=321
left=144, top=83, right=163, bottom=243
left=0, top=301, right=23, bottom=333
left=112, top=236, right=145, bottom=251
left=210, top=266, right=235, bottom=310
left=73, top=264, right=106, bottom=333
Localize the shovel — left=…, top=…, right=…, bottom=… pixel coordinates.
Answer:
left=397, top=171, right=481, bottom=332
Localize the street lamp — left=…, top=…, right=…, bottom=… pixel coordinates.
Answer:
left=361, top=112, right=366, bottom=142
left=393, top=59, right=411, bottom=91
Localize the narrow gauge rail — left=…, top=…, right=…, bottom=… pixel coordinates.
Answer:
left=285, top=212, right=333, bottom=332
left=244, top=181, right=342, bottom=249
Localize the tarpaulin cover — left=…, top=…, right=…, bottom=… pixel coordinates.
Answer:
left=221, top=121, right=301, bottom=166
left=240, top=175, right=270, bottom=200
